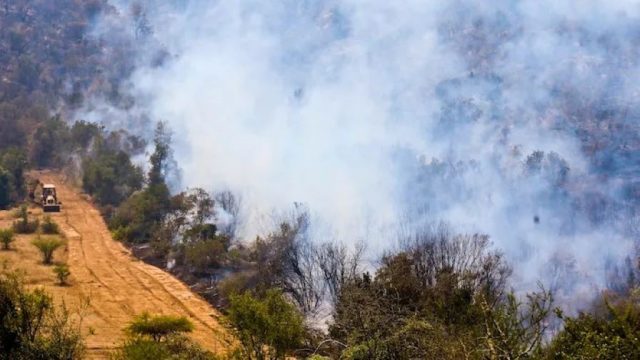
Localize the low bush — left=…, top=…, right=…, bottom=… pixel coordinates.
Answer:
left=53, top=263, right=71, bottom=285
left=32, top=236, right=65, bottom=264
left=0, top=228, right=14, bottom=250
left=12, top=205, right=39, bottom=234
left=41, top=215, right=60, bottom=234
left=113, top=336, right=215, bottom=360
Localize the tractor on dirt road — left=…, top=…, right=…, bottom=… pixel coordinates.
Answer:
left=29, top=181, right=62, bottom=212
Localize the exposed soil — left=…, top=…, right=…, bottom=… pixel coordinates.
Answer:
left=0, top=171, right=233, bottom=358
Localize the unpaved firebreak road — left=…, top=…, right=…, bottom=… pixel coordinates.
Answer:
left=38, top=172, right=232, bottom=358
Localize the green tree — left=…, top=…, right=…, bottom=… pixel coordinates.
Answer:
left=0, top=168, right=12, bottom=209
left=0, top=148, right=27, bottom=202
left=228, top=289, right=304, bottom=360
left=109, top=122, right=176, bottom=243
left=127, top=313, right=194, bottom=342
left=82, top=146, right=143, bottom=207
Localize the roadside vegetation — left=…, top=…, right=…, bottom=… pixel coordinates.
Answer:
left=0, top=270, right=84, bottom=359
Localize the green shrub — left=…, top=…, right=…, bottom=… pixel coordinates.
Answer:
left=228, top=289, right=304, bottom=359
left=41, top=215, right=60, bottom=234
left=127, top=313, right=194, bottom=342
left=0, top=228, right=14, bottom=250
left=12, top=205, right=39, bottom=234
left=184, top=237, right=226, bottom=274
left=32, top=236, right=65, bottom=264
left=113, top=336, right=215, bottom=360
left=53, top=263, right=71, bottom=285
left=0, top=270, right=84, bottom=358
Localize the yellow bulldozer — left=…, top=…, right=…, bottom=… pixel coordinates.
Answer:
left=29, top=181, right=62, bottom=212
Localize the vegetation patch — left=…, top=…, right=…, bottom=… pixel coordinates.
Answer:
left=40, top=215, right=60, bottom=234
left=32, top=236, right=65, bottom=265
left=0, top=228, right=14, bottom=250
left=53, top=263, right=71, bottom=286
left=12, top=205, right=39, bottom=234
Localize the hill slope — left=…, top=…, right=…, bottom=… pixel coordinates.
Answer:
left=0, top=171, right=232, bottom=358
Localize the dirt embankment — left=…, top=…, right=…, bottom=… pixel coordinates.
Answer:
left=0, top=171, right=233, bottom=358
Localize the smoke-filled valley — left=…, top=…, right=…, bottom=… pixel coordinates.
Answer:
left=81, top=0, right=640, bottom=304
left=2, top=0, right=640, bottom=358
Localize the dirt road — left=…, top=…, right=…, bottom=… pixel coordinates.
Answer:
left=34, top=172, right=232, bottom=357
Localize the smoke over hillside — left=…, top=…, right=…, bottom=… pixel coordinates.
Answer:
left=82, top=0, right=640, bottom=304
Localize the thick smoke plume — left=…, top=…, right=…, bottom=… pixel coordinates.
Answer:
left=83, top=0, right=640, bottom=306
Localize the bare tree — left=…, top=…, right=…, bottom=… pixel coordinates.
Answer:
left=254, top=206, right=322, bottom=316
left=315, top=241, right=364, bottom=306
left=215, top=190, right=241, bottom=238
left=401, top=223, right=512, bottom=304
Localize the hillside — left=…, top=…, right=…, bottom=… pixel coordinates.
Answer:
left=0, top=171, right=232, bottom=358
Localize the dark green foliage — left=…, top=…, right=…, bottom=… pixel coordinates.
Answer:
left=0, top=148, right=27, bottom=207
left=0, top=168, right=12, bottom=209
left=82, top=146, right=144, bottom=207
left=110, top=185, right=171, bottom=243
left=184, top=236, right=228, bottom=274
left=0, top=104, right=25, bottom=151
left=40, top=216, right=60, bottom=235
left=53, top=264, right=71, bottom=286
left=12, top=205, right=39, bottom=234
left=109, top=122, right=175, bottom=243
left=0, top=148, right=25, bottom=209
left=113, top=336, right=216, bottom=360
left=546, top=297, right=640, bottom=359
left=0, top=229, right=14, bottom=250
left=228, top=289, right=305, bottom=359
left=0, top=270, right=84, bottom=359
left=114, top=312, right=214, bottom=359
left=32, top=236, right=65, bottom=265
left=30, top=116, right=71, bottom=169
left=127, top=313, right=194, bottom=342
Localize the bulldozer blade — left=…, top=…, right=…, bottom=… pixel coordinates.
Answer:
left=43, top=205, right=61, bottom=213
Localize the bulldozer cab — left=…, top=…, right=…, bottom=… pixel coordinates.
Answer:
left=42, top=184, right=56, bottom=198
left=42, top=184, right=61, bottom=212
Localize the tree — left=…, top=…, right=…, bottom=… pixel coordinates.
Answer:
left=127, top=313, right=194, bottom=342
left=82, top=146, right=144, bottom=207
left=32, top=236, right=65, bottom=265
left=228, top=289, right=305, bottom=360
left=29, top=116, right=70, bottom=169
left=0, top=168, right=12, bottom=209
left=315, top=241, right=364, bottom=306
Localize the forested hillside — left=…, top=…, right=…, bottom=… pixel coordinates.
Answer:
left=1, top=0, right=640, bottom=359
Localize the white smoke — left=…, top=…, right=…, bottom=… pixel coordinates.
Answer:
left=83, top=0, right=640, bottom=305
